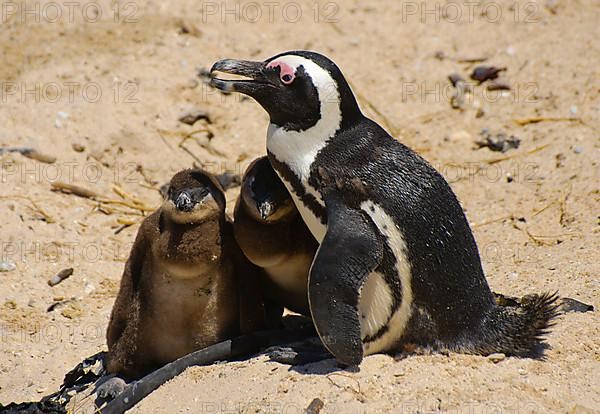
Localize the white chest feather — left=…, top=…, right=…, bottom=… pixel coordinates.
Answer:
left=265, top=55, right=343, bottom=243
left=270, top=161, right=327, bottom=242
left=267, top=123, right=331, bottom=243
left=360, top=201, right=414, bottom=354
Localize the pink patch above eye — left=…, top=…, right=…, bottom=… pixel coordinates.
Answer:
left=266, top=60, right=296, bottom=84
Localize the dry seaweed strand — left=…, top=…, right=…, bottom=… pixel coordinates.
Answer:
left=116, top=217, right=140, bottom=226
left=136, top=165, right=161, bottom=192
left=532, top=201, right=558, bottom=217
left=112, top=184, right=152, bottom=209
left=0, top=195, right=55, bottom=223
left=456, top=56, right=489, bottom=63
left=524, top=229, right=563, bottom=246
left=0, top=147, right=56, bottom=163
left=484, top=143, right=551, bottom=165
left=325, top=373, right=365, bottom=402
left=514, top=117, right=583, bottom=126
left=51, top=181, right=100, bottom=199
left=158, top=127, right=226, bottom=159
left=92, top=204, right=146, bottom=217
left=51, top=182, right=155, bottom=213
left=113, top=217, right=140, bottom=235
left=558, top=185, right=573, bottom=227
left=471, top=214, right=515, bottom=228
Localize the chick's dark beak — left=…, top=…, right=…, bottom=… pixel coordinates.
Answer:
left=209, top=59, right=271, bottom=94
left=175, top=191, right=194, bottom=212
left=257, top=201, right=275, bottom=220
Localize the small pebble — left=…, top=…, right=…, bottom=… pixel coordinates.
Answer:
left=518, top=368, right=527, bottom=375
left=573, top=146, right=583, bottom=154
left=448, top=73, right=465, bottom=87
left=471, top=66, right=506, bottom=83
left=84, top=281, right=95, bottom=295
left=450, top=130, right=472, bottom=141
left=488, top=353, right=506, bottom=363
left=0, top=260, right=16, bottom=272
left=55, top=111, right=69, bottom=128
left=306, top=398, right=325, bottom=414
left=48, top=268, right=73, bottom=286
left=487, top=80, right=511, bottom=91
left=72, top=143, right=85, bottom=152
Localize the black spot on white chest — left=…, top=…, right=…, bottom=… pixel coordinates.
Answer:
left=267, top=151, right=327, bottom=242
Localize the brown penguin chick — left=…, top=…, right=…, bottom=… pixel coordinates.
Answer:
left=233, top=156, right=319, bottom=318
left=105, top=169, right=246, bottom=379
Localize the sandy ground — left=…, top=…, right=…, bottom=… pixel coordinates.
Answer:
left=0, top=0, right=599, bottom=412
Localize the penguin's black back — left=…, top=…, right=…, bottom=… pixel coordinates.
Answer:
left=310, top=117, right=495, bottom=341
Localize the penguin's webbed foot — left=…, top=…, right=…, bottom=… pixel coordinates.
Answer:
left=265, top=340, right=331, bottom=365
left=96, top=375, right=128, bottom=401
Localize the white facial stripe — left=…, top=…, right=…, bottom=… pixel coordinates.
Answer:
left=360, top=201, right=413, bottom=355
left=266, top=55, right=340, bottom=241
left=359, top=272, right=394, bottom=339
left=267, top=55, right=342, bottom=164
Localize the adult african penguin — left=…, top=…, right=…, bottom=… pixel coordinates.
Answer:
left=210, top=51, right=559, bottom=366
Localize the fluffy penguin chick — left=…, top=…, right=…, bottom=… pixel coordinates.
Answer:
left=234, top=156, right=318, bottom=317
left=211, top=51, right=559, bottom=365
left=105, top=169, right=240, bottom=379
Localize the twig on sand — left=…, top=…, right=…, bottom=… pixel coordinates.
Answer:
left=113, top=218, right=139, bottom=235
left=513, top=117, right=582, bottom=126
left=112, top=184, right=151, bottom=210
left=471, top=214, right=515, bottom=228
left=0, top=195, right=55, bottom=223
left=100, top=328, right=316, bottom=414
left=158, top=127, right=226, bottom=159
left=524, top=229, right=561, bottom=246
left=51, top=182, right=100, bottom=199
left=51, top=182, right=155, bottom=213
left=325, top=373, right=364, bottom=402
left=0, top=147, right=57, bottom=163
left=484, top=143, right=551, bottom=164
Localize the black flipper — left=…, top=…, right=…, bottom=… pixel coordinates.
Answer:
left=308, top=191, right=383, bottom=366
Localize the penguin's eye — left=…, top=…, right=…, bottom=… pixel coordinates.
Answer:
left=266, top=60, right=296, bottom=85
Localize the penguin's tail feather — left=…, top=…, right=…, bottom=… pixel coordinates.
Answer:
left=463, top=291, right=560, bottom=357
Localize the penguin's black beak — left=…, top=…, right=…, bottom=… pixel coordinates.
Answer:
left=210, top=59, right=272, bottom=95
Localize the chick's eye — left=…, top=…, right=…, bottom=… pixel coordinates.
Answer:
left=281, top=74, right=293, bottom=84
